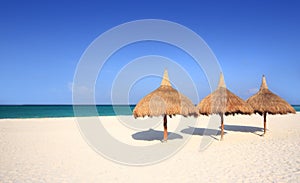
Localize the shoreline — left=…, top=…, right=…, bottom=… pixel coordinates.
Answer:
left=0, top=111, right=299, bottom=120
left=0, top=104, right=299, bottom=120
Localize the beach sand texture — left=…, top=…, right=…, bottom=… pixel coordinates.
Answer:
left=0, top=113, right=300, bottom=182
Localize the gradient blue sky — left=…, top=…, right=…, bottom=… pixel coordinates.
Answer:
left=0, top=0, right=299, bottom=104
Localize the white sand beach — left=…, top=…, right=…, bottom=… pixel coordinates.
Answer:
left=1, top=113, right=300, bottom=182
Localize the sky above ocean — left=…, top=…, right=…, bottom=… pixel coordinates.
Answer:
left=0, top=0, right=299, bottom=104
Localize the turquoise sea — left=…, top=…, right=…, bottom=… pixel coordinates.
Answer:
left=0, top=105, right=135, bottom=119
left=0, top=105, right=299, bottom=119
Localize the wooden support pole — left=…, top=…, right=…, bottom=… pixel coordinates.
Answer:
left=263, top=112, right=267, bottom=135
left=163, top=115, right=168, bottom=141
left=220, top=113, right=224, bottom=141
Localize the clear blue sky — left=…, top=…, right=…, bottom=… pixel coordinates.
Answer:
left=0, top=0, right=299, bottom=104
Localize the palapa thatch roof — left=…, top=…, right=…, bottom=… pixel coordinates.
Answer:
left=133, top=70, right=198, bottom=118
left=246, top=75, right=296, bottom=115
left=197, top=73, right=254, bottom=116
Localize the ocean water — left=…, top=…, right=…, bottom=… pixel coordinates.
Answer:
left=293, top=105, right=300, bottom=112
left=0, top=105, right=135, bottom=119
left=0, top=105, right=299, bottom=119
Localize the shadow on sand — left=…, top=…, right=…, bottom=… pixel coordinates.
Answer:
left=224, top=124, right=264, bottom=136
left=180, top=126, right=223, bottom=140
left=181, top=126, right=222, bottom=136
left=181, top=124, right=264, bottom=139
left=132, top=128, right=183, bottom=141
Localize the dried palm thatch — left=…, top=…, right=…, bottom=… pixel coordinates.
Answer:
left=133, top=70, right=198, bottom=141
left=197, top=73, right=254, bottom=140
left=246, top=75, right=296, bottom=135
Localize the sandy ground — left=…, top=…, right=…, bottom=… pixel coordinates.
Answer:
left=0, top=113, right=300, bottom=182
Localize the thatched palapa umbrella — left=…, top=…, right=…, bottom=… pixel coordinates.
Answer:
left=133, top=70, right=198, bottom=142
left=197, top=73, right=254, bottom=140
left=246, top=75, right=296, bottom=135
